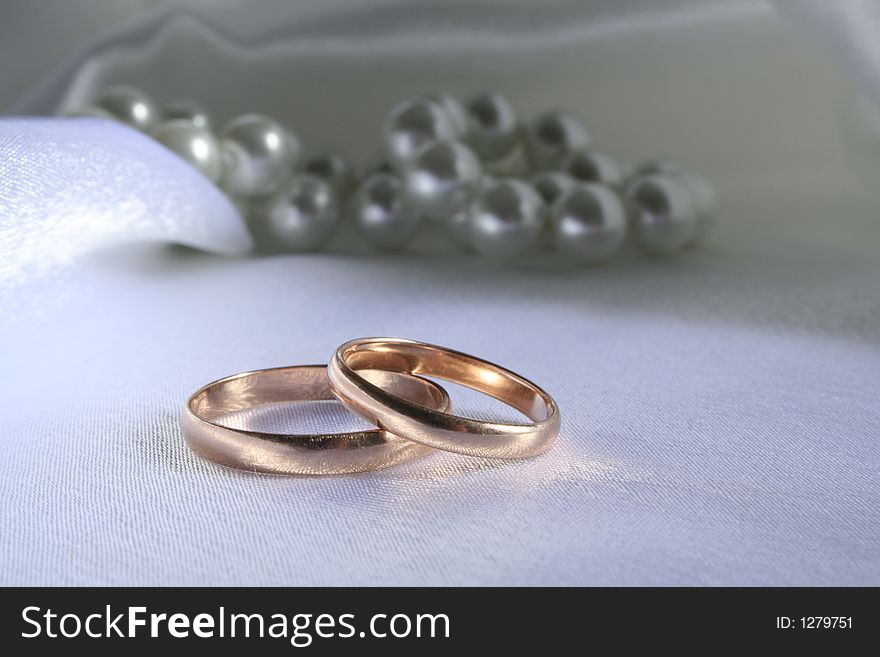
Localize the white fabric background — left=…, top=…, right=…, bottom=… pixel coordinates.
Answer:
left=1, top=0, right=879, bottom=585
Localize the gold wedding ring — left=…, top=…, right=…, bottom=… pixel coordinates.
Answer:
left=327, top=338, right=560, bottom=459
left=184, top=338, right=560, bottom=473
left=182, top=364, right=446, bottom=475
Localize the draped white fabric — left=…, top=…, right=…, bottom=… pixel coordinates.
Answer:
left=1, top=0, right=878, bottom=585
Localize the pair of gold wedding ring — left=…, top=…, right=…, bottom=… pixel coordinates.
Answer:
left=182, top=337, right=560, bottom=475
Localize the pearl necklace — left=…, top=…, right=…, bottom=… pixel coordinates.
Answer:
left=66, top=85, right=716, bottom=261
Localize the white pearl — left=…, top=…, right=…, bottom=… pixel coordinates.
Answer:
left=553, top=183, right=627, bottom=263
left=163, top=99, right=211, bottom=129
left=220, top=114, right=296, bottom=197
left=351, top=173, right=419, bottom=250
left=470, top=178, right=545, bottom=259
left=150, top=119, right=222, bottom=182
left=464, top=91, right=519, bottom=161
left=426, top=94, right=469, bottom=137
left=676, top=172, right=716, bottom=246
left=525, top=111, right=590, bottom=169
left=259, top=175, right=339, bottom=251
left=402, top=140, right=482, bottom=220
left=383, top=98, right=457, bottom=167
left=442, top=176, right=499, bottom=249
left=626, top=162, right=717, bottom=245
left=530, top=171, right=578, bottom=206
left=625, top=174, right=697, bottom=254
left=562, top=149, right=623, bottom=186
left=303, top=153, right=356, bottom=198
left=94, top=85, right=158, bottom=130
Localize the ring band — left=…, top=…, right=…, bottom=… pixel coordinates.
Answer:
left=182, top=364, right=448, bottom=475
left=328, top=338, right=560, bottom=459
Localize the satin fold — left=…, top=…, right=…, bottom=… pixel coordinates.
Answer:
left=0, top=117, right=250, bottom=308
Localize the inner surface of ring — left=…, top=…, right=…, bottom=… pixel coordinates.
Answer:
left=342, top=341, right=550, bottom=422
left=192, top=366, right=445, bottom=424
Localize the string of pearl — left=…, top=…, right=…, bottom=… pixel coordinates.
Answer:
left=66, top=85, right=717, bottom=262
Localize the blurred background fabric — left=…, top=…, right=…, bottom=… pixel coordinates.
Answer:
left=0, top=0, right=878, bottom=585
